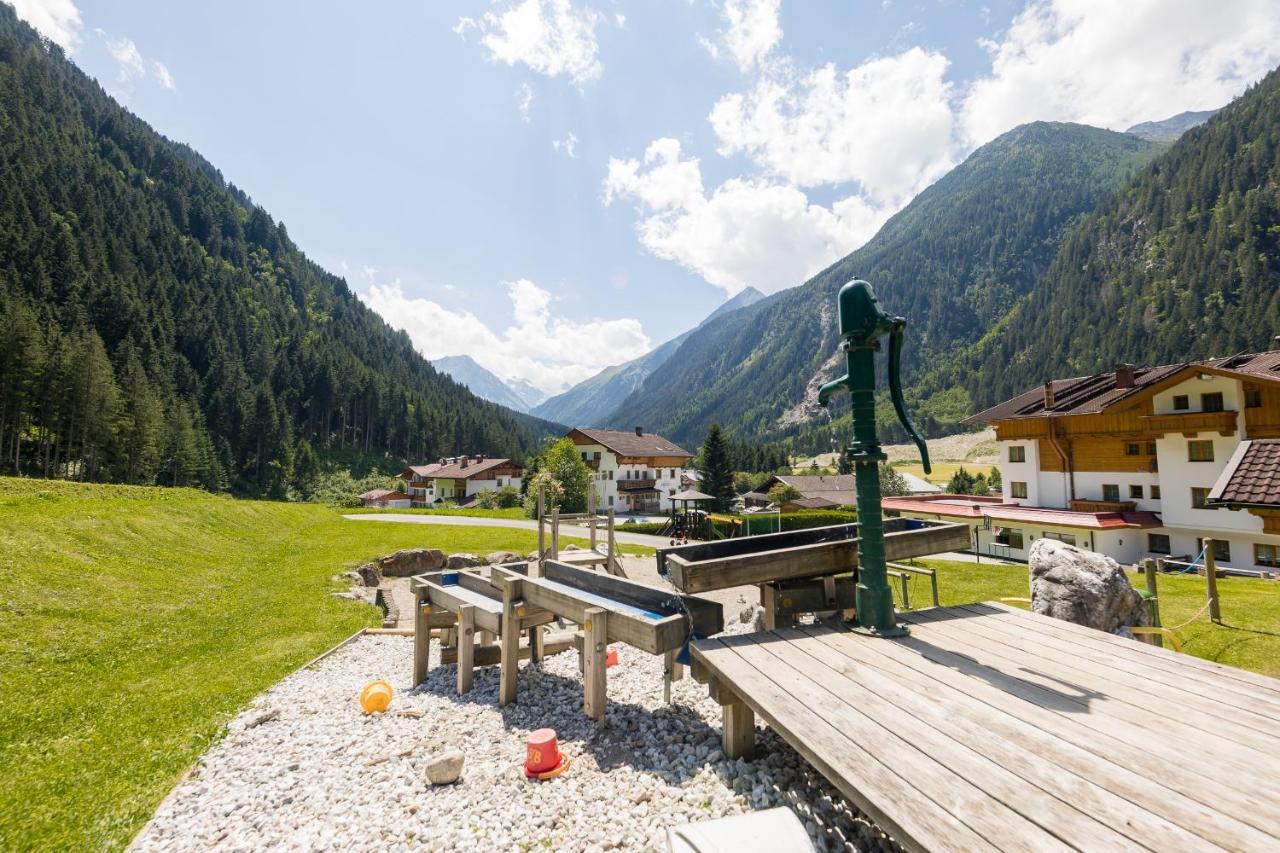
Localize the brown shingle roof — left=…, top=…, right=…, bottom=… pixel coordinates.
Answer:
left=1209, top=440, right=1280, bottom=507
left=967, top=348, right=1280, bottom=424
left=428, top=457, right=521, bottom=480
left=571, top=428, right=692, bottom=458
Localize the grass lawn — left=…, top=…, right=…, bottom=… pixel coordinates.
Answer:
left=345, top=506, right=529, bottom=520
left=0, top=477, right=639, bottom=850
left=905, top=558, right=1280, bottom=677
left=890, top=461, right=994, bottom=488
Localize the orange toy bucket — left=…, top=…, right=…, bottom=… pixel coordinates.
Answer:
left=359, top=680, right=393, bottom=714
left=605, top=648, right=619, bottom=667
left=524, top=728, right=570, bottom=780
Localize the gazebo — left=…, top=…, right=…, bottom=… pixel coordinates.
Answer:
left=666, top=488, right=715, bottom=541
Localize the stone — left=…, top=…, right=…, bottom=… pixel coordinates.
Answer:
left=445, top=553, right=483, bottom=570
left=1029, top=539, right=1149, bottom=633
left=485, top=551, right=521, bottom=566
left=739, top=605, right=755, bottom=625
left=378, top=548, right=445, bottom=577
left=356, top=563, right=382, bottom=587
left=424, top=748, right=465, bottom=785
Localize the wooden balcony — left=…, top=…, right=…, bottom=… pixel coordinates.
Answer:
left=617, top=478, right=657, bottom=492
left=1069, top=499, right=1136, bottom=513
left=1141, top=410, right=1237, bottom=437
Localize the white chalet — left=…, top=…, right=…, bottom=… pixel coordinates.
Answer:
left=567, top=427, right=694, bottom=514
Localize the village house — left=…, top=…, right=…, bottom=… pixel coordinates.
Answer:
left=357, top=488, right=411, bottom=508
left=399, top=455, right=524, bottom=507
left=883, top=347, right=1280, bottom=575
left=566, top=427, right=693, bottom=514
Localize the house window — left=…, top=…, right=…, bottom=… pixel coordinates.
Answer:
left=1043, top=531, right=1076, bottom=546
left=1197, top=538, right=1231, bottom=563
left=668, top=469, right=675, bottom=478
left=1188, top=440, right=1214, bottom=462
left=1151, top=485, right=1161, bottom=500
left=1124, top=443, right=1140, bottom=456
left=1245, top=389, right=1262, bottom=408
left=1148, top=534, right=1171, bottom=554
left=1010, top=481, right=1028, bottom=499
left=1129, top=484, right=1144, bottom=499
left=1201, top=392, right=1224, bottom=412
left=1191, top=487, right=1213, bottom=509
left=1008, top=445, right=1026, bottom=463
left=995, top=529, right=1025, bottom=549
left=1172, top=394, right=1189, bottom=410
left=1256, top=543, right=1280, bottom=568
left=1146, top=441, right=1157, bottom=455
left=1102, top=484, right=1120, bottom=502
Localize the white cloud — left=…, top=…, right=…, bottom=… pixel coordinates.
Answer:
left=517, top=82, right=534, bottom=121
left=552, top=131, right=579, bottom=157
left=10, top=0, right=82, bottom=52
left=710, top=48, right=955, bottom=203
left=358, top=279, right=651, bottom=394
left=604, top=138, right=879, bottom=296
left=152, top=60, right=175, bottom=90
left=614, top=13, right=626, bottom=28
left=962, top=0, right=1280, bottom=146
left=105, top=36, right=146, bottom=81
left=462, top=0, right=604, bottom=86
left=710, top=0, right=783, bottom=73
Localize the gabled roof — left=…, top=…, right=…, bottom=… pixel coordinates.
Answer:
left=569, top=428, right=692, bottom=458
left=1209, top=439, right=1280, bottom=507
left=966, top=348, right=1280, bottom=424
left=359, top=488, right=395, bottom=500
left=881, top=494, right=1160, bottom=530
left=786, top=496, right=840, bottom=510
left=401, top=463, right=444, bottom=478
left=428, top=457, right=521, bottom=480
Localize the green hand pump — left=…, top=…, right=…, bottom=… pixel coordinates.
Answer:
left=818, top=280, right=931, bottom=637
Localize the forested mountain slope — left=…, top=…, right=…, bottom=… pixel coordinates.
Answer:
left=958, top=67, right=1280, bottom=407
left=609, top=122, right=1161, bottom=449
left=0, top=7, right=555, bottom=496
left=532, top=285, right=764, bottom=426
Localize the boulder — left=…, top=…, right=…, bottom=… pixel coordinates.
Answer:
left=330, top=588, right=376, bottom=605
left=563, top=543, right=582, bottom=552
left=356, top=563, right=382, bottom=587
left=424, top=747, right=465, bottom=785
left=378, top=548, right=445, bottom=577
left=445, top=553, right=484, bottom=570
left=486, top=551, right=521, bottom=566
left=1028, top=539, right=1148, bottom=633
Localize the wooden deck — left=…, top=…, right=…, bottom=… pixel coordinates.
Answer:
left=690, top=602, right=1280, bottom=852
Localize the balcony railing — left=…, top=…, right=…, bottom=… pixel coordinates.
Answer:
left=1070, top=499, right=1137, bottom=513
left=617, top=478, right=657, bottom=492
left=1142, top=410, right=1237, bottom=436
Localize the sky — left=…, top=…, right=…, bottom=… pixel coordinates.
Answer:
left=12, top=0, right=1280, bottom=395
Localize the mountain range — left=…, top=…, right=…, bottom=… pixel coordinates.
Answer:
left=433, top=355, right=548, bottom=413
left=1125, top=109, right=1218, bottom=143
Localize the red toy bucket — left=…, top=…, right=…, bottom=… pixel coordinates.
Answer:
left=525, top=728, right=569, bottom=779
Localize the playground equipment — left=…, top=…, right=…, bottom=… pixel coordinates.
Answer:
left=815, top=279, right=933, bottom=637
left=536, top=484, right=625, bottom=576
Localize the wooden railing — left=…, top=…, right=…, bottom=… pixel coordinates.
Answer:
left=1141, top=410, right=1237, bottom=436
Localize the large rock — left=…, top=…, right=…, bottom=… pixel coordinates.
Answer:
left=445, top=553, right=483, bottom=570
left=378, top=548, right=445, bottom=577
left=424, top=747, right=465, bottom=785
left=485, top=551, right=521, bottom=566
left=1029, top=539, right=1148, bottom=633
left=356, top=563, right=382, bottom=587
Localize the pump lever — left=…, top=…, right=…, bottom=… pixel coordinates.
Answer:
left=887, top=321, right=931, bottom=475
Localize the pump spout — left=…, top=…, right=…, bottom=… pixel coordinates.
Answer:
left=817, top=375, right=847, bottom=408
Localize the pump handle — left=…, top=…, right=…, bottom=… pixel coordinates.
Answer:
left=887, top=320, right=931, bottom=474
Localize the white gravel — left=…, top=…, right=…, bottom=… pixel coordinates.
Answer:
left=133, top=625, right=896, bottom=852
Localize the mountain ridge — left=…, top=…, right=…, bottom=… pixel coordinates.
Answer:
left=433, top=354, right=545, bottom=413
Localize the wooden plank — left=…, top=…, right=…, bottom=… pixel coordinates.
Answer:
left=499, top=577, right=521, bottom=706
left=903, top=608, right=1280, bottom=764
left=543, top=560, right=724, bottom=637
left=768, top=576, right=856, bottom=617
left=784, top=626, right=1214, bottom=851
left=891, top=613, right=1280, bottom=820
left=981, top=601, right=1280, bottom=705
left=439, top=631, right=575, bottom=666
left=456, top=605, right=475, bottom=695
left=816, top=622, right=1280, bottom=846
left=956, top=604, right=1280, bottom=724
left=413, top=589, right=430, bottom=687
left=692, top=638, right=1033, bottom=853
left=583, top=607, right=607, bottom=726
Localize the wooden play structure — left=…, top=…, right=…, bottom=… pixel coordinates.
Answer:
left=536, top=484, right=625, bottom=576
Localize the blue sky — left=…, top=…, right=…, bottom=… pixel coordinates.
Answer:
left=13, top=1, right=1280, bottom=394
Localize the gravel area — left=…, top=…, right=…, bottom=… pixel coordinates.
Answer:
left=133, top=624, right=896, bottom=852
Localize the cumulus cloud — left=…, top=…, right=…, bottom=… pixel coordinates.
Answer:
left=711, top=48, right=955, bottom=202
left=10, top=0, right=82, bottom=52
left=704, top=0, right=783, bottom=72
left=604, top=138, right=879, bottom=296
left=96, top=30, right=176, bottom=90
left=461, top=0, right=604, bottom=86
left=358, top=279, right=651, bottom=394
left=961, top=0, right=1280, bottom=145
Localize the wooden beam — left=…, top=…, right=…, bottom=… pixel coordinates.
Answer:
left=583, top=607, right=608, bottom=726
left=413, top=588, right=430, bottom=687
left=440, top=631, right=576, bottom=666
left=499, top=577, right=521, bottom=706
left=456, top=605, right=475, bottom=695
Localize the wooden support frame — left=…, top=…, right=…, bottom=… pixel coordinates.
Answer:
left=709, top=677, right=755, bottom=759
left=499, top=576, right=522, bottom=706
left=440, top=630, right=575, bottom=666
left=583, top=606, right=608, bottom=726
left=456, top=605, right=475, bottom=694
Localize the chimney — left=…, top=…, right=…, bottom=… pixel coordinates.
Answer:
left=1273, top=335, right=1280, bottom=351
left=460, top=457, right=468, bottom=469
left=634, top=426, right=644, bottom=437
left=474, top=453, right=483, bottom=462
left=1042, top=381, right=1055, bottom=410
left=1114, top=363, right=1136, bottom=389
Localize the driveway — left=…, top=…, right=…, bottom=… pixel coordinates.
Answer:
left=343, top=512, right=680, bottom=549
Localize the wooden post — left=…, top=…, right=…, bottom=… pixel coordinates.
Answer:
left=551, top=508, right=560, bottom=560
left=583, top=606, right=608, bottom=726
left=663, top=649, right=684, bottom=704
left=413, top=588, right=430, bottom=687
left=1141, top=558, right=1162, bottom=648
left=589, top=487, right=597, bottom=552
left=537, top=483, right=546, bottom=560
left=1204, top=539, right=1221, bottom=623
left=499, top=577, right=522, bottom=706
left=759, top=583, right=776, bottom=631
left=528, top=624, right=544, bottom=663
left=711, top=679, right=755, bottom=759
left=456, top=605, right=475, bottom=694
left=479, top=629, right=494, bottom=645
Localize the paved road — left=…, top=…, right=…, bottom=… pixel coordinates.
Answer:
left=343, top=513, right=679, bottom=549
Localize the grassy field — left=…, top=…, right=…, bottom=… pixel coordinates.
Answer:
left=345, top=506, right=528, bottom=519
left=0, top=477, right=629, bottom=851
left=907, top=558, right=1280, bottom=677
